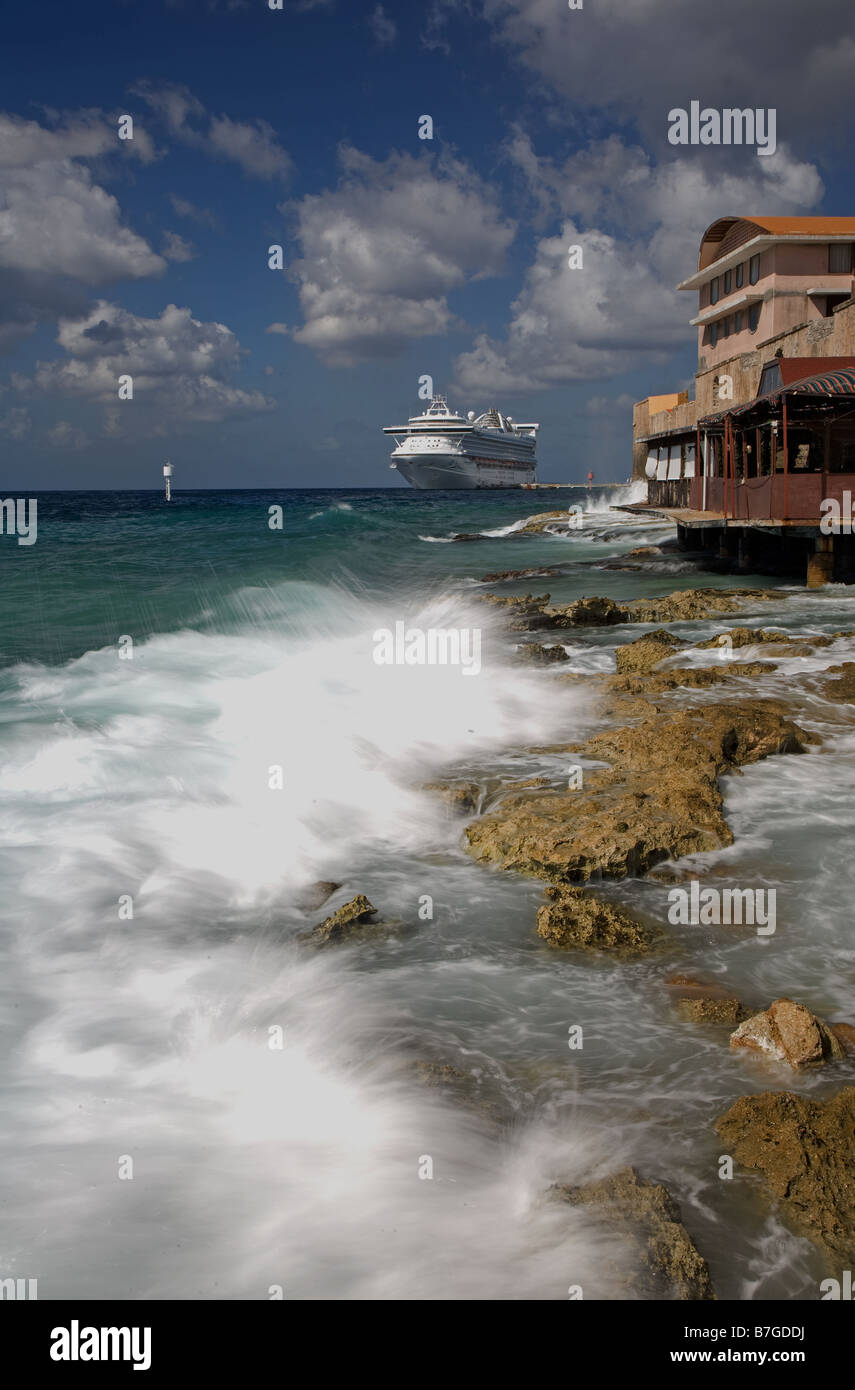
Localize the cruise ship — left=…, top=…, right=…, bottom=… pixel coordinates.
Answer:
left=383, top=395, right=538, bottom=488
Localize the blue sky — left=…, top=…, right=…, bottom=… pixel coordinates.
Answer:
left=2, top=0, right=854, bottom=487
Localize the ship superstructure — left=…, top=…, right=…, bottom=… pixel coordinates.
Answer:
left=383, top=395, right=538, bottom=488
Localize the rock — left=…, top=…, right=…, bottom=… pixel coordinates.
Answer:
left=422, top=780, right=482, bottom=815
left=516, top=509, right=577, bottom=534
left=730, top=998, right=845, bottom=1068
left=819, top=663, right=855, bottom=703
left=479, top=585, right=786, bottom=634
left=480, top=565, right=572, bottom=583
left=614, top=630, right=684, bottom=675
left=830, top=1022, right=855, bottom=1055
left=715, top=1088, right=855, bottom=1260
left=675, top=996, right=747, bottom=1025
left=554, top=1167, right=715, bottom=1300
left=466, top=703, right=813, bottom=884
left=311, top=894, right=378, bottom=944
left=514, top=642, right=568, bottom=666
left=607, top=662, right=776, bottom=696
left=294, top=880, right=341, bottom=911
left=626, top=546, right=661, bottom=557
left=536, top=885, right=659, bottom=956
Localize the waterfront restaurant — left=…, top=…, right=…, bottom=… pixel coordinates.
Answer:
left=634, top=217, right=855, bottom=582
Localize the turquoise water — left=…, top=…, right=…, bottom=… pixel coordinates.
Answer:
left=1, top=486, right=854, bottom=1300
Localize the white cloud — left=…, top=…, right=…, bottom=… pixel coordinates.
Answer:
left=19, top=301, right=276, bottom=430
left=483, top=0, right=855, bottom=148
left=169, top=195, right=219, bottom=229
left=0, top=111, right=156, bottom=167
left=287, top=145, right=515, bottom=365
left=134, top=83, right=292, bottom=181
left=455, top=136, right=823, bottom=392
left=265, top=322, right=290, bottom=334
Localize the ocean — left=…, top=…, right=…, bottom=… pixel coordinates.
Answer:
left=1, top=485, right=854, bottom=1300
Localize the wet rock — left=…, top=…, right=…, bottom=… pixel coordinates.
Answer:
left=311, top=894, right=378, bottom=944
left=554, top=1167, right=715, bottom=1300
left=480, top=564, right=573, bottom=583
left=514, top=642, right=569, bottom=666
left=294, top=880, right=342, bottom=912
left=730, top=998, right=845, bottom=1068
left=819, top=663, right=855, bottom=703
left=614, top=629, right=684, bottom=675
left=665, top=973, right=749, bottom=1024
left=715, top=1088, right=855, bottom=1261
left=516, top=509, right=577, bottom=534
left=676, top=996, right=748, bottom=1025
left=831, top=1022, right=855, bottom=1055
left=607, top=661, right=776, bottom=696
left=536, top=885, right=660, bottom=956
left=479, top=585, right=785, bottom=634
left=422, top=780, right=482, bottom=815
left=465, top=703, right=812, bottom=883
left=626, top=546, right=662, bottom=557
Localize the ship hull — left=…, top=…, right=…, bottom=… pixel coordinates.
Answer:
left=392, top=454, right=536, bottom=489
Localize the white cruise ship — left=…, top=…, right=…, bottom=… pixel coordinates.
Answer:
left=383, top=395, right=538, bottom=489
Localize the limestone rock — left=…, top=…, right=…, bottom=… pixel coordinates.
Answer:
left=554, top=1167, right=715, bottom=1300
left=514, top=642, right=569, bottom=666
left=422, top=780, right=482, bottom=815
left=715, top=1088, right=855, bottom=1260
left=831, top=1022, right=855, bottom=1055
left=536, top=885, right=659, bottom=956
left=730, top=998, right=845, bottom=1068
left=311, top=894, right=378, bottom=944
left=614, top=630, right=684, bottom=675
left=465, top=703, right=812, bottom=884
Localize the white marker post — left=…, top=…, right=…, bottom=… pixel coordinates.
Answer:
left=163, top=461, right=173, bottom=501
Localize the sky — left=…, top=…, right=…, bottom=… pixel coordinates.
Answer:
left=2, top=0, right=855, bottom=488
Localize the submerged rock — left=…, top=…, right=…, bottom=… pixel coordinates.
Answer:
left=422, top=780, right=482, bottom=815
left=294, top=880, right=342, bottom=912
left=465, top=703, right=812, bottom=883
left=730, top=998, right=845, bottom=1068
left=554, top=1167, right=715, bottom=1300
left=311, top=894, right=378, bottom=944
left=819, top=662, right=855, bottom=703
left=715, top=1088, right=855, bottom=1261
left=514, top=642, right=569, bottom=666
left=536, top=885, right=659, bottom=956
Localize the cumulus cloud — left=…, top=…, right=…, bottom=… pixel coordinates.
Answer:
left=17, top=301, right=276, bottom=431
left=45, top=420, right=88, bottom=450
left=483, top=0, right=855, bottom=152
left=134, top=82, right=293, bottom=181
left=0, top=137, right=166, bottom=353
left=455, top=136, right=823, bottom=391
left=286, top=145, right=516, bottom=364
left=0, top=110, right=156, bottom=167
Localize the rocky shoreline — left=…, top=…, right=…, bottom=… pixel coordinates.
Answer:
left=302, top=575, right=855, bottom=1298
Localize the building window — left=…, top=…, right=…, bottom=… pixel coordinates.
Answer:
left=710, top=321, right=718, bottom=347
left=733, top=311, right=743, bottom=332
left=722, top=316, right=730, bottom=338
left=749, top=254, right=761, bottom=285
left=736, top=262, right=744, bottom=289
left=710, top=277, right=720, bottom=304
left=829, top=243, right=852, bottom=273
left=723, top=269, right=732, bottom=295
left=749, top=303, right=761, bottom=332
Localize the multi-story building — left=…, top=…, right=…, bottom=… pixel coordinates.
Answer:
left=632, top=216, right=855, bottom=583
